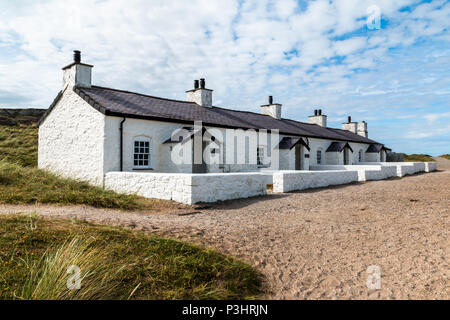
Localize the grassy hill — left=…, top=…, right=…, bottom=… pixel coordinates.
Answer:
left=440, top=154, right=450, bottom=160
left=403, top=154, right=435, bottom=162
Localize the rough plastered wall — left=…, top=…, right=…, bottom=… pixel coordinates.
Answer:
left=38, top=89, right=105, bottom=186
left=366, top=152, right=380, bottom=162
left=104, top=172, right=266, bottom=204
left=348, top=142, right=371, bottom=164
left=424, top=162, right=437, bottom=172
left=310, top=164, right=397, bottom=181
left=190, top=173, right=266, bottom=203
left=272, top=170, right=359, bottom=193
left=104, top=117, right=193, bottom=174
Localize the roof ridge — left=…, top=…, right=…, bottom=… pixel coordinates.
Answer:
left=88, top=85, right=198, bottom=105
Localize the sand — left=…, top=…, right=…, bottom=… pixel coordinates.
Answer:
left=1, top=158, right=449, bottom=299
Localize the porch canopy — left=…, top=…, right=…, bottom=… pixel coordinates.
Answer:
left=326, top=141, right=353, bottom=153
left=277, top=137, right=310, bottom=151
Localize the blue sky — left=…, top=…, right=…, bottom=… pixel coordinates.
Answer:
left=0, top=0, right=449, bottom=155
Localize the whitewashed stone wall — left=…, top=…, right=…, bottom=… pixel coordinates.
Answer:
left=310, top=164, right=397, bottom=181
left=272, top=170, right=359, bottom=193
left=424, top=162, right=437, bottom=172
left=104, top=172, right=266, bottom=205
left=38, top=89, right=106, bottom=186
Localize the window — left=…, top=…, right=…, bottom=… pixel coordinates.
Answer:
left=317, top=150, right=322, bottom=164
left=257, top=147, right=264, bottom=166
left=358, top=149, right=363, bottom=162
left=133, top=139, right=151, bottom=168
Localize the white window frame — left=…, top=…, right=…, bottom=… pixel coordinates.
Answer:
left=133, top=137, right=152, bottom=169
left=317, top=149, right=322, bottom=165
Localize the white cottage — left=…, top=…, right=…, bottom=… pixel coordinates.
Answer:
left=38, top=51, right=398, bottom=204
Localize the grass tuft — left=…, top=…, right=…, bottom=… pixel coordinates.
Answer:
left=0, top=215, right=263, bottom=300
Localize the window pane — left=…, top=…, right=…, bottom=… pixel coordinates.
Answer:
left=143, top=160, right=148, bottom=166
left=145, top=142, right=149, bottom=147
left=145, top=147, right=149, bottom=153
left=144, top=154, right=148, bottom=159
left=139, top=160, right=143, bottom=166
left=134, top=160, right=138, bottom=166
left=135, top=141, right=139, bottom=147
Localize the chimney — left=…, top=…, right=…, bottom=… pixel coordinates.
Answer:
left=308, top=108, right=327, bottom=127
left=186, top=78, right=213, bottom=108
left=261, top=96, right=282, bottom=119
left=342, top=116, right=367, bottom=137
left=357, top=120, right=368, bottom=138
left=62, top=50, right=93, bottom=89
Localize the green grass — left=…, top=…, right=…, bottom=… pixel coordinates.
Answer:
left=403, top=154, right=435, bottom=162
left=0, top=124, right=38, bottom=167
left=439, top=154, right=450, bottom=160
left=0, top=215, right=263, bottom=300
left=0, top=161, right=180, bottom=210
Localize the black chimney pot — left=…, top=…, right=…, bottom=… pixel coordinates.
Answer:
left=268, top=96, right=273, bottom=104
left=74, top=50, right=81, bottom=63
left=348, top=116, right=352, bottom=123
left=200, top=78, right=205, bottom=89
left=314, top=109, right=318, bottom=116
left=318, top=109, right=322, bottom=116
left=194, top=80, right=199, bottom=89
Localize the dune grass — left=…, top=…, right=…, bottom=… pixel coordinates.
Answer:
left=0, top=124, right=38, bottom=167
left=0, top=161, right=180, bottom=210
left=439, top=154, right=450, bottom=160
left=403, top=154, right=435, bottom=162
left=0, top=215, right=263, bottom=300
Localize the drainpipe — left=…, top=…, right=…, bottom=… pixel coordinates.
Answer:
left=119, top=118, right=126, bottom=171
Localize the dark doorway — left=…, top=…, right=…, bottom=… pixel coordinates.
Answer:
left=192, top=139, right=207, bottom=173
left=295, top=145, right=302, bottom=170
left=344, top=148, right=350, bottom=165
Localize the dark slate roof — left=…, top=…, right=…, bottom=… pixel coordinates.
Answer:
left=366, top=144, right=391, bottom=153
left=277, top=137, right=310, bottom=151
left=326, top=141, right=354, bottom=153
left=39, top=85, right=386, bottom=146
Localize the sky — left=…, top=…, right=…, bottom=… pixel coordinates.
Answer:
left=0, top=0, right=449, bottom=155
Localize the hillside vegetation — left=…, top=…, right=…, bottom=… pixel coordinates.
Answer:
left=0, top=215, right=262, bottom=300
left=403, top=154, right=435, bottom=162
left=439, top=154, right=450, bottom=160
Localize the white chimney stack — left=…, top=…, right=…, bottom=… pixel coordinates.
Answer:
left=261, top=96, right=282, bottom=119
left=308, top=109, right=327, bottom=127
left=186, top=78, right=213, bottom=108
left=342, top=116, right=368, bottom=138
left=62, top=50, right=92, bottom=89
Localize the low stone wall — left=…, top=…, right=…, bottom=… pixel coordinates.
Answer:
left=309, top=165, right=397, bottom=181
left=104, top=172, right=266, bottom=205
left=425, top=162, right=437, bottom=172
left=272, top=170, right=359, bottom=193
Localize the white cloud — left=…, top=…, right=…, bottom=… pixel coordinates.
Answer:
left=0, top=0, right=449, bottom=154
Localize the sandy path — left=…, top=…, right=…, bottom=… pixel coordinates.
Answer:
left=1, top=159, right=449, bottom=299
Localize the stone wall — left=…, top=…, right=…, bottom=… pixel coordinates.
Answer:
left=272, top=170, right=359, bottom=193
left=104, top=171, right=267, bottom=205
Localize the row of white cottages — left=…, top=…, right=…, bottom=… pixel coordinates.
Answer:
left=37, top=51, right=429, bottom=204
